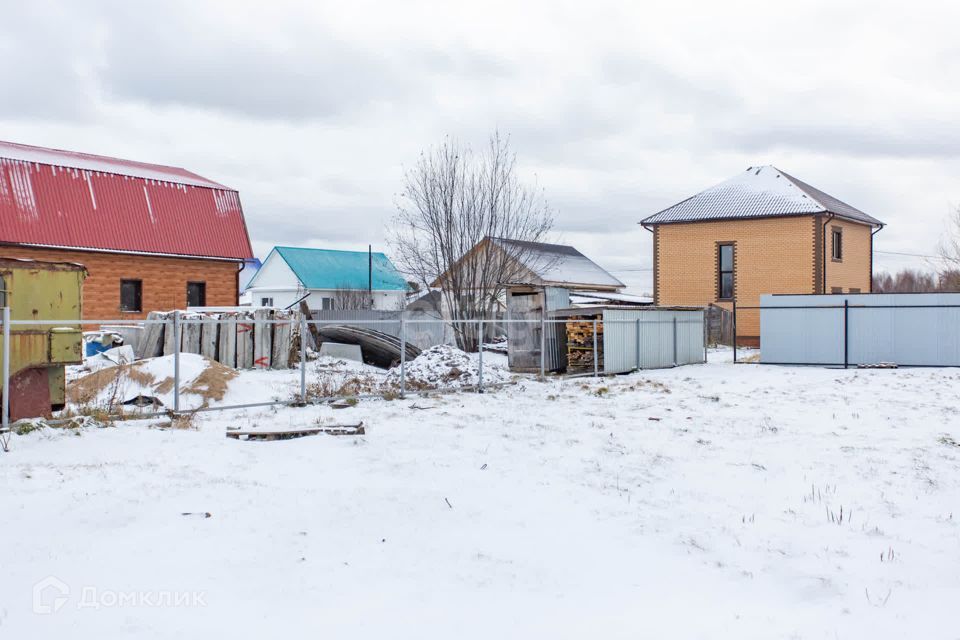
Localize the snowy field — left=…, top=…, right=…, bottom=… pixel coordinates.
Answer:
left=2, top=349, right=959, bottom=639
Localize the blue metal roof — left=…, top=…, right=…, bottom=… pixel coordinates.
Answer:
left=273, top=246, right=408, bottom=291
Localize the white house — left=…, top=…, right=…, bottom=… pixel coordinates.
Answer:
left=245, top=246, right=409, bottom=311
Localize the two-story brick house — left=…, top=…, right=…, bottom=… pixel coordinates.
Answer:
left=641, top=166, right=884, bottom=345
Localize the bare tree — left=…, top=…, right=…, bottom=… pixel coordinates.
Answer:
left=939, top=269, right=960, bottom=292
left=390, top=132, right=554, bottom=351
left=332, top=285, right=373, bottom=311
left=872, top=269, right=939, bottom=293
left=939, top=206, right=960, bottom=283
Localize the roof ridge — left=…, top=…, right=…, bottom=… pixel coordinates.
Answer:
left=640, top=165, right=882, bottom=227
left=275, top=245, right=389, bottom=256
left=770, top=166, right=828, bottom=212
left=0, top=139, right=230, bottom=190
left=0, top=139, right=190, bottom=173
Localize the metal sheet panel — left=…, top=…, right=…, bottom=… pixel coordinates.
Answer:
left=0, top=148, right=253, bottom=260
left=603, top=308, right=705, bottom=372
left=760, top=293, right=960, bottom=366
left=273, top=247, right=408, bottom=291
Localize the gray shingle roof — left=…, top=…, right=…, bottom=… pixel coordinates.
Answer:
left=641, top=166, right=884, bottom=227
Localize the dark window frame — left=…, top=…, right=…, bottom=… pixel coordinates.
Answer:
left=260, top=296, right=274, bottom=307
left=120, top=279, right=143, bottom=313
left=831, top=227, right=843, bottom=262
left=717, top=242, right=735, bottom=301
left=186, top=281, right=206, bottom=307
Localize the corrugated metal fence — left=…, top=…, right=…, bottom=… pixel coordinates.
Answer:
left=603, top=308, right=707, bottom=373
left=759, top=293, right=960, bottom=366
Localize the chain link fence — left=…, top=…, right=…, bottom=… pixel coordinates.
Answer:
left=1, top=309, right=707, bottom=432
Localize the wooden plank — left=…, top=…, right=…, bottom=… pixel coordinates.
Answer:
left=181, top=314, right=202, bottom=354
left=236, top=311, right=254, bottom=369
left=218, top=313, right=237, bottom=368
left=201, top=313, right=219, bottom=361
left=271, top=310, right=293, bottom=369
left=298, top=300, right=319, bottom=350
left=139, top=311, right=166, bottom=358
left=225, top=422, right=365, bottom=441
left=253, top=308, right=272, bottom=369
left=162, top=313, right=177, bottom=355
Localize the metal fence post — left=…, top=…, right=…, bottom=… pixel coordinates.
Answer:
left=702, top=309, right=708, bottom=363
left=399, top=315, right=406, bottom=398
left=539, top=313, right=546, bottom=377
left=299, top=313, right=308, bottom=403
left=478, top=319, right=484, bottom=393
left=635, top=318, right=641, bottom=371
left=672, top=316, right=678, bottom=367
left=732, top=299, right=738, bottom=364
left=173, top=310, right=181, bottom=413
left=843, top=298, right=849, bottom=369
left=2, top=306, right=9, bottom=432
left=592, top=317, right=599, bottom=377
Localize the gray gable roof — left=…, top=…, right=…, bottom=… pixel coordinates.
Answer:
left=492, top=238, right=625, bottom=289
left=641, top=165, right=883, bottom=227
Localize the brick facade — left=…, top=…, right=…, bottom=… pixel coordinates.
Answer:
left=653, top=215, right=874, bottom=341
left=0, top=245, right=239, bottom=320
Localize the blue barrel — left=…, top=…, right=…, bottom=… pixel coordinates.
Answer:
left=85, top=339, right=110, bottom=357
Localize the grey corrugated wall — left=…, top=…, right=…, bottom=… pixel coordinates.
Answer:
left=759, top=293, right=960, bottom=366
left=603, top=308, right=706, bottom=373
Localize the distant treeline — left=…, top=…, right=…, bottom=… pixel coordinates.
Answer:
left=872, top=268, right=960, bottom=293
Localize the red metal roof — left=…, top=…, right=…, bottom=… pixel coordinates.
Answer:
left=0, top=140, right=254, bottom=260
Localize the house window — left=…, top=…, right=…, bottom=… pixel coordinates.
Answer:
left=717, top=243, right=735, bottom=300
left=187, top=282, right=206, bottom=307
left=260, top=297, right=274, bottom=307
left=0, top=275, right=6, bottom=308
left=831, top=228, right=843, bottom=261
left=321, top=297, right=334, bottom=310
left=831, top=287, right=843, bottom=294
left=120, top=279, right=142, bottom=312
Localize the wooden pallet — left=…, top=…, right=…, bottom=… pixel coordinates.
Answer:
left=226, top=422, right=365, bottom=441
left=857, top=362, right=898, bottom=369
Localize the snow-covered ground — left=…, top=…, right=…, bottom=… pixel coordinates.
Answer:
left=2, top=349, right=959, bottom=638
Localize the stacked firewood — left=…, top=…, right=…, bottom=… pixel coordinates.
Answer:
left=566, top=317, right=603, bottom=373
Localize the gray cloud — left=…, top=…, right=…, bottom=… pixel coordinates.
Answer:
left=722, top=121, right=960, bottom=159
left=1, top=0, right=958, bottom=288
left=0, top=3, right=100, bottom=121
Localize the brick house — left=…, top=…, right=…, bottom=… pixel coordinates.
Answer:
left=640, top=166, right=884, bottom=344
left=0, top=140, right=253, bottom=320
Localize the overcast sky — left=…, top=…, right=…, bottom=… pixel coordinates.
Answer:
left=3, top=0, right=958, bottom=293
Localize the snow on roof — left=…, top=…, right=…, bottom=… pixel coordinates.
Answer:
left=273, top=246, right=408, bottom=291
left=0, top=141, right=253, bottom=260
left=569, top=291, right=653, bottom=305
left=641, top=165, right=883, bottom=227
left=492, top=238, right=625, bottom=290
left=0, top=140, right=230, bottom=189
